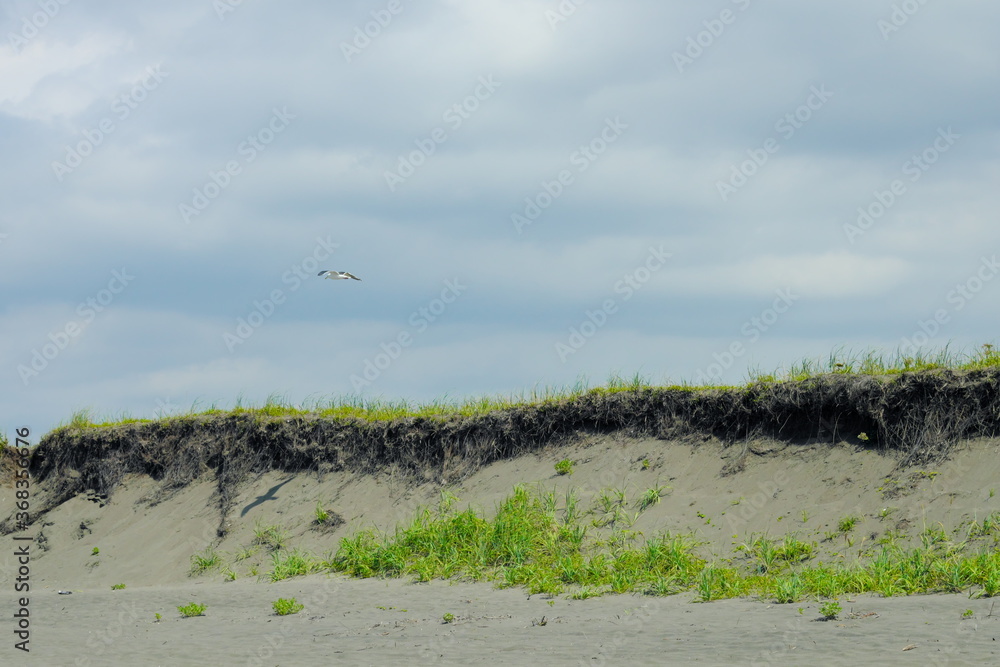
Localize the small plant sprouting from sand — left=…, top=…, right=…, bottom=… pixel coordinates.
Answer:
left=818, top=600, right=841, bottom=620
left=272, top=598, right=304, bottom=616
left=252, top=520, right=289, bottom=550
left=315, top=502, right=329, bottom=524
left=636, top=484, right=670, bottom=512
left=838, top=515, right=860, bottom=533
left=965, top=512, right=1000, bottom=539
left=554, top=459, right=574, bottom=476
left=962, top=608, right=974, bottom=619
left=442, top=612, right=455, bottom=624
left=91, top=547, right=99, bottom=556
left=562, top=488, right=582, bottom=525
left=313, top=502, right=345, bottom=530
left=154, top=613, right=162, bottom=623
left=737, top=534, right=813, bottom=575
left=190, top=548, right=223, bottom=574
left=269, top=549, right=318, bottom=582
left=920, top=526, right=948, bottom=548
left=641, top=459, right=651, bottom=470
left=570, top=587, right=599, bottom=600
left=111, top=583, right=126, bottom=590
left=235, top=545, right=258, bottom=562
left=773, top=576, right=806, bottom=604
left=178, top=603, right=207, bottom=618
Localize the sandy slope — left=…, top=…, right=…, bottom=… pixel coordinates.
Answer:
left=2, top=434, right=1000, bottom=665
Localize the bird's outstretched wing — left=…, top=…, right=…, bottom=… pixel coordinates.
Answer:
left=318, top=270, right=362, bottom=281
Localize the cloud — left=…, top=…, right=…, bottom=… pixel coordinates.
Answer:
left=3, top=1, right=999, bottom=435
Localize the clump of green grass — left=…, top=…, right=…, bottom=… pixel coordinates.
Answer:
left=270, top=548, right=319, bottom=582
left=190, top=548, right=223, bottom=574
left=315, top=502, right=329, bottom=524
left=755, top=342, right=1000, bottom=384
left=838, top=515, right=860, bottom=533
left=311, top=483, right=1000, bottom=603
left=819, top=600, right=841, bottom=620
left=178, top=603, right=207, bottom=618
left=328, top=484, right=705, bottom=597
left=554, top=459, right=574, bottom=476
left=234, top=545, right=258, bottom=561
left=272, top=598, right=304, bottom=616
left=442, top=612, right=455, bottom=624
left=737, top=534, right=814, bottom=574
left=313, top=502, right=344, bottom=529
left=636, top=484, right=670, bottom=512
left=252, top=521, right=288, bottom=550
left=772, top=575, right=806, bottom=604
left=111, top=583, right=126, bottom=590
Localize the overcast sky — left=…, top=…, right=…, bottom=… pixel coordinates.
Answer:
left=2, top=0, right=998, bottom=436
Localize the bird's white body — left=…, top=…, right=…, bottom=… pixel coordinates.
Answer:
left=318, top=270, right=361, bottom=281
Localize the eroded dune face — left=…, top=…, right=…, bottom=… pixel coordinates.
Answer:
left=5, top=369, right=1000, bottom=593
left=3, top=372, right=1000, bottom=665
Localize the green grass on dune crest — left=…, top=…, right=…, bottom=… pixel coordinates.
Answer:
left=52, top=343, right=1000, bottom=432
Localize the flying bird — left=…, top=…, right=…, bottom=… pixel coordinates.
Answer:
left=318, top=270, right=361, bottom=281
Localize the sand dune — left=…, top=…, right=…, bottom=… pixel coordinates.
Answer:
left=3, top=432, right=1000, bottom=664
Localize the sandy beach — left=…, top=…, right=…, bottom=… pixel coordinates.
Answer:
left=3, top=575, right=999, bottom=666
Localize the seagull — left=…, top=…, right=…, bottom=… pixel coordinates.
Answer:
left=318, top=270, right=361, bottom=281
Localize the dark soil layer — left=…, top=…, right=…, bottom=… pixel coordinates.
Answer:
left=11, top=369, right=1000, bottom=533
